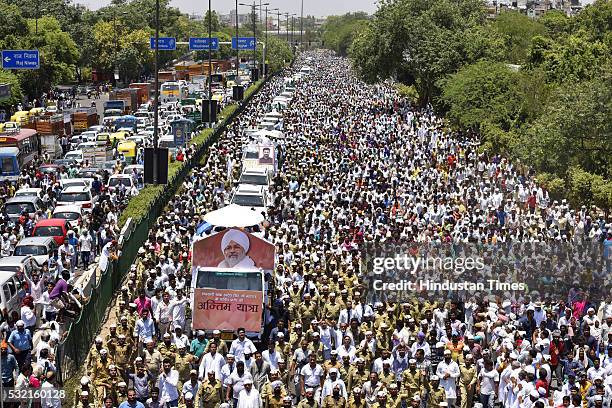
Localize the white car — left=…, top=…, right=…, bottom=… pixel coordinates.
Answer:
left=57, top=185, right=95, bottom=211
left=230, top=184, right=268, bottom=216
left=52, top=205, right=83, bottom=228
left=64, top=150, right=84, bottom=164
left=80, top=131, right=98, bottom=142
left=13, top=188, right=44, bottom=201
left=106, top=174, right=135, bottom=192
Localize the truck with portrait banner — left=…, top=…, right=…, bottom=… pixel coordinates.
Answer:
left=190, top=228, right=275, bottom=343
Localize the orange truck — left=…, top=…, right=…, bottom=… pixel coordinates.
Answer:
left=72, top=108, right=99, bottom=134
left=129, top=83, right=152, bottom=105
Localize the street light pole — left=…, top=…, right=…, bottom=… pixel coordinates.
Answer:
left=153, top=0, right=160, bottom=159
left=208, top=0, right=213, bottom=127
left=264, top=6, right=268, bottom=77
left=235, top=0, right=239, bottom=83
left=291, top=16, right=295, bottom=47
left=274, top=9, right=280, bottom=38
left=300, top=0, right=304, bottom=49
left=285, top=13, right=289, bottom=43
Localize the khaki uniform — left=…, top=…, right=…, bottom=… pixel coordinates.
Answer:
left=459, top=364, right=477, bottom=408
left=378, top=370, right=395, bottom=387
left=299, top=302, right=318, bottom=327
left=91, top=360, right=112, bottom=400
left=158, top=343, right=177, bottom=364
left=347, top=368, right=370, bottom=391
left=347, top=396, right=366, bottom=408
left=196, top=379, right=223, bottom=408
left=322, top=395, right=346, bottom=408
left=322, top=303, right=342, bottom=322
left=266, top=393, right=286, bottom=408
left=174, top=354, right=195, bottom=383
left=144, top=349, right=163, bottom=378
left=113, top=342, right=132, bottom=377
left=87, top=346, right=102, bottom=373
left=297, top=398, right=320, bottom=408
left=427, top=386, right=446, bottom=407
left=400, top=369, right=423, bottom=399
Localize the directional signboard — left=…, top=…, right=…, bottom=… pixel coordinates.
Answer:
left=1, top=50, right=39, bottom=69
left=149, top=37, right=176, bottom=51
left=232, top=37, right=256, bottom=50
left=189, top=37, right=219, bottom=51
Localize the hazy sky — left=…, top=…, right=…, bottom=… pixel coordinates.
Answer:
left=74, top=0, right=378, bottom=17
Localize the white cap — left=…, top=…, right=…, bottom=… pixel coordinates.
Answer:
left=80, top=376, right=90, bottom=385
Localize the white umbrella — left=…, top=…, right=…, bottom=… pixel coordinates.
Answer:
left=203, top=204, right=264, bottom=228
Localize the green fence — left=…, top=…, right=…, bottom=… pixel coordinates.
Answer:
left=55, top=77, right=271, bottom=383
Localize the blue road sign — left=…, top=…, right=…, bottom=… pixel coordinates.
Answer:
left=232, top=37, right=257, bottom=50
left=149, top=37, right=176, bottom=51
left=189, top=37, right=219, bottom=51
left=1, top=50, right=39, bottom=69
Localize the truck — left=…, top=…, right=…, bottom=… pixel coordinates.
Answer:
left=129, top=83, right=152, bottom=105
left=103, top=100, right=126, bottom=116
left=109, top=89, right=139, bottom=114
left=36, top=114, right=65, bottom=136
left=72, top=108, right=99, bottom=134
left=114, top=115, right=138, bottom=133
left=40, top=134, right=63, bottom=159
left=82, top=145, right=113, bottom=166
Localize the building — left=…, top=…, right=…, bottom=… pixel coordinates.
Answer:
left=229, top=9, right=251, bottom=27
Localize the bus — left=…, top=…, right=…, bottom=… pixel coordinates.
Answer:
left=0, top=127, right=40, bottom=169
left=191, top=268, right=266, bottom=341
left=160, top=81, right=188, bottom=103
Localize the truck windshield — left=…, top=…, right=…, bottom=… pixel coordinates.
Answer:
left=196, top=270, right=262, bottom=291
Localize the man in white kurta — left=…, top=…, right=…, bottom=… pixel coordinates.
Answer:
left=237, top=379, right=261, bottom=408
left=436, top=350, right=460, bottom=407
left=199, top=342, right=226, bottom=380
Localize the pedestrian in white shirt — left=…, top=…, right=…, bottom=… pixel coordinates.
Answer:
left=436, top=350, right=460, bottom=407
left=237, top=378, right=261, bottom=408
left=158, top=358, right=180, bottom=406
left=199, top=342, right=226, bottom=380
left=229, top=328, right=257, bottom=362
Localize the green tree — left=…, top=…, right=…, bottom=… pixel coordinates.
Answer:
left=349, top=0, right=488, bottom=106
left=320, top=12, right=369, bottom=56
left=538, top=9, right=571, bottom=37
left=491, top=10, right=546, bottom=64
left=203, top=10, right=220, bottom=32
left=514, top=70, right=612, bottom=179
left=0, top=0, right=28, bottom=50
left=17, top=16, right=79, bottom=97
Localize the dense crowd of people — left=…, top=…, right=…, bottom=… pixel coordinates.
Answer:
left=6, top=50, right=610, bottom=408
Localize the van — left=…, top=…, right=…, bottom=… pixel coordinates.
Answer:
left=0, top=256, right=39, bottom=276
left=13, top=237, right=58, bottom=267
left=64, top=149, right=84, bottom=164
left=0, top=271, right=22, bottom=314
left=52, top=205, right=83, bottom=228
left=230, top=184, right=268, bottom=216
left=238, top=168, right=271, bottom=187
left=3, top=196, right=45, bottom=222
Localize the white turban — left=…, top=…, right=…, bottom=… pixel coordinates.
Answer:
left=221, top=229, right=250, bottom=253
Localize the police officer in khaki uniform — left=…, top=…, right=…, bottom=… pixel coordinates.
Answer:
left=298, top=388, right=320, bottom=408
left=426, top=376, right=446, bottom=407
left=401, top=359, right=423, bottom=400
left=459, top=354, right=477, bottom=408
left=112, top=334, right=132, bottom=381
left=266, top=382, right=288, bottom=408
left=86, top=337, right=104, bottom=374
left=322, top=293, right=342, bottom=323
left=196, top=370, right=223, bottom=408
left=348, top=387, right=366, bottom=408
left=322, top=384, right=347, bottom=408
left=175, top=343, right=195, bottom=391
left=158, top=332, right=177, bottom=360
left=386, top=384, right=408, bottom=408
left=299, top=293, right=318, bottom=328
left=347, top=358, right=370, bottom=391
